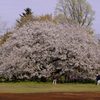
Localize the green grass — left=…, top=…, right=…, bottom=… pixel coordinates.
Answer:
left=0, top=82, right=100, bottom=93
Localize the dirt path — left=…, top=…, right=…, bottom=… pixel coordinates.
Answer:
left=0, top=92, right=100, bottom=100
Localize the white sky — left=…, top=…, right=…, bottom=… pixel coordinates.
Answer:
left=0, top=0, right=100, bottom=34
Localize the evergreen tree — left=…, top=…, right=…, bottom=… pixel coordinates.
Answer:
left=16, top=8, right=33, bottom=27
left=19, top=8, right=33, bottom=18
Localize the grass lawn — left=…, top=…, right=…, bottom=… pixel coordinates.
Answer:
left=0, top=82, right=100, bottom=93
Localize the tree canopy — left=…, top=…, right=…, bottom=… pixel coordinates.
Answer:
left=55, top=0, right=95, bottom=27
left=16, top=8, right=34, bottom=27
left=0, top=21, right=100, bottom=81
left=19, top=8, right=33, bottom=18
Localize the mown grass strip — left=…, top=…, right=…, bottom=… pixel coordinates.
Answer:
left=0, top=82, right=100, bottom=93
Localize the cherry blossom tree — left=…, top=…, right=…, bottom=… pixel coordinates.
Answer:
left=0, top=21, right=100, bottom=81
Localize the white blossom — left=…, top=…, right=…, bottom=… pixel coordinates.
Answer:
left=0, top=21, right=100, bottom=80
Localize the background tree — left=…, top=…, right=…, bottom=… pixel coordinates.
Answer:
left=36, top=14, right=57, bottom=23
left=16, top=8, right=35, bottom=27
left=0, top=18, right=12, bottom=46
left=0, top=18, right=8, bottom=35
left=19, top=8, right=33, bottom=18
left=54, top=0, right=95, bottom=27
left=16, top=10, right=57, bottom=28
left=0, top=32, right=13, bottom=46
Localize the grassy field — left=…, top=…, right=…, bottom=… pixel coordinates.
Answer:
left=0, top=82, right=100, bottom=93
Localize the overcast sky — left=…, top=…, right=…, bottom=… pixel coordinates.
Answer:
left=0, top=0, right=100, bottom=35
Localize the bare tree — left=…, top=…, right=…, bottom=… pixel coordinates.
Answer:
left=0, top=18, right=8, bottom=35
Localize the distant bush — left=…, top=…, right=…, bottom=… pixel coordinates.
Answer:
left=0, top=31, right=13, bottom=46
left=67, top=78, right=95, bottom=84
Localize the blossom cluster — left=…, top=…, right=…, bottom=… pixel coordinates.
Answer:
left=0, top=21, right=100, bottom=80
